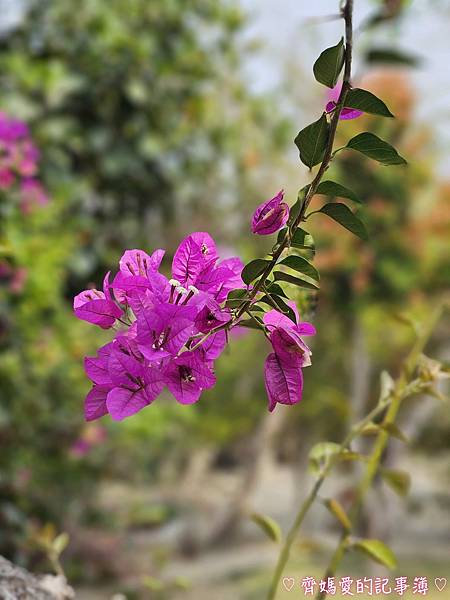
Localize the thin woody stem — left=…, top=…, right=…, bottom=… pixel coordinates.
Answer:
left=266, top=387, right=392, bottom=600
left=314, top=304, right=443, bottom=600
left=189, top=0, right=354, bottom=353
left=267, top=303, right=442, bottom=600
left=234, top=0, right=353, bottom=320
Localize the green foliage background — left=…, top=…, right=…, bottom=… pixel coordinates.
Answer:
left=0, top=0, right=448, bottom=592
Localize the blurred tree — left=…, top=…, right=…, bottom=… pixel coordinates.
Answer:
left=0, top=0, right=292, bottom=571
left=0, top=0, right=289, bottom=289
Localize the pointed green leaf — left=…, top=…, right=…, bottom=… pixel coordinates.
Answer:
left=259, top=295, right=296, bottom=323
left=265, top=282, right=289, bottom=298
left=291, top=228, right=315, bottom=249
left=52, top=532, right=69, bottom=556
left=225, top=288, right=249, bottom=308
left=365, top=47, right=420, bottom=67
left=238, top=317, right=265, bottom=331
left=251, top=513, right=282, bottom=543
left=313, top=38, right=345, bottom=88
left=381, top=468, right=411, bottom=497
left=316, top=180, right=361, bottom=204
left=380, top=370, right=395, bottom=402
left=324, top=499, right=352, bottom=531
left=273, top=271, right=319, bottom=290
left=241, top=259, right=270, bottom=285
left=287, top=185, right=310, bottom=227
left=267, top=294, right=297, bottom=323
left=309, top=442, right=361, bottom=475
left=347, top=132, right=407, bottom=166
left=380, top=422, right=409, bottom=444
left=345, top=88, right=394, bottom=118
left=279, top=255, right=320, bottom=282
left=319, top=203, right=368, bottom=240
left=353, top=539, right=397, bottom=569
left=295, top=114, right=330, bottom=169
left=277, top=227, right=314, bottom=249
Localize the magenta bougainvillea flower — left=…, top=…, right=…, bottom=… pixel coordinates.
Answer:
left=76, top=232, right=245, bottom=420
left=326, top=84, right=363, bottom=120
left=263, top=307, right=315, bottom=412
left=0, top=111, right=49, bottom=210
left=251, top=190, right=289, bottom=235
left=74, top=272, right=123, bottom=329
left=75, top=229, right=316, bottom=418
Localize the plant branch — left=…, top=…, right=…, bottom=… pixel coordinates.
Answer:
left=314, top=303, right=443, bottom=600
left=266, top=303, right=442, bottom=600
left=233, top=0, right=354, bottom=321
left=266, top=388, right=393, bottom=600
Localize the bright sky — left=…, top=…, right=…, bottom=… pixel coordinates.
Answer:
left=240, top=0, right=450, bottom=175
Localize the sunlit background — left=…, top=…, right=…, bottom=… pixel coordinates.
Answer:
left=0, top=1, right=449, bottom=598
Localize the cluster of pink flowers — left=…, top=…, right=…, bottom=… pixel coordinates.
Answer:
left=0, top=111, right=48, bottom=211
left=75, top=233, right=244, bottom=420
left=75, top=192, right=316, bottom=419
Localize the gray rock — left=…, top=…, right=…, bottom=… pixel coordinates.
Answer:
left=0, top=556, right=74, bottom=600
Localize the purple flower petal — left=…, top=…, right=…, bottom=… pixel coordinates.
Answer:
left=84, top=354, right=112, bottom=385
left=264, top=352, right=303, bottom=412
left=106, top=386, right=151, bottom=421
left=119, top=248, right=165, bottom=277
left=172, top=235, right=204, bottom=286
left=85, top=385, right=110, bottom=421
left=295, top=322, right=316, bottom=337
left=251, top=190, right=289, bottom=235
left=74, top=288, right=105, bottom=308
left=136, top=303, right=195, bottom=354
left=108, top=347, right=143, bottom=386
left=198, top=330, right=227, bottom=360
left=326, top=85, right=363, bottom=120
left=270, top=328, right=312, bottom=367
left=165, top=351, right=215, bottom=404
left=189, top=232, right=218, bottom=262
left=74, top=298, right=123, bottom=329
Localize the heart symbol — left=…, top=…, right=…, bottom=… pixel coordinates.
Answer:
left=282, top=577, right=295, bottom=592
left=435, top=578, right=447, bottom=592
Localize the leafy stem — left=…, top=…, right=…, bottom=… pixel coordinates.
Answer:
left=314, top=303, right=443, bottom=599
left=267, top=303, right=443, bottom=600
left=233, top=0, right=354, bottom=321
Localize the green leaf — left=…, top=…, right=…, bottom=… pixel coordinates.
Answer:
left=142, top=576, right=165, bottom=591
left=319, top=203, right=368, bottom=240
left=295, top=114, right=330, bottom=169
left=313, top=38, right=345, bottom=88
left=365, top=47, right=420, bottom=67
left=266, top=282, right=289, bottom=298
left=380, top=370, right=395, bottom=402
left=241, top=259, right=270, bottom=285
left=381, top=468, right=411, bottom=497
left=238, top=316, right=265, bottom=330
left=52, top=532, right=69, bottom=556
left=345, top=88, right=394, bottom=118
left=267, top=294, right=297, bottom=323
left=273, top=271, right=319, bottom=290
left=288, top=186, right=310, bottom=226
left=353, top=539, right=397, bottom=569
left=380, top=422, right=409, bottom=444
left=250, top=513, right=282, bottom=543
left=291, top=228, right=315, bottom=249
left=346, top=132, right=407, bottom=166
left=309, top=442, right=360, bottom=474
left=259, top=294, right=296, bottom=323
left=279, top=255, right=320, bottom=282
left=316, top=180, right=361, bottom=204
left=324, top=499, right=352, bottom=531
left=225, top=288, right=248, bottom=308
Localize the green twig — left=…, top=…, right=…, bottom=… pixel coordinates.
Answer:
left=314, top=304, right=443, bottom=600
